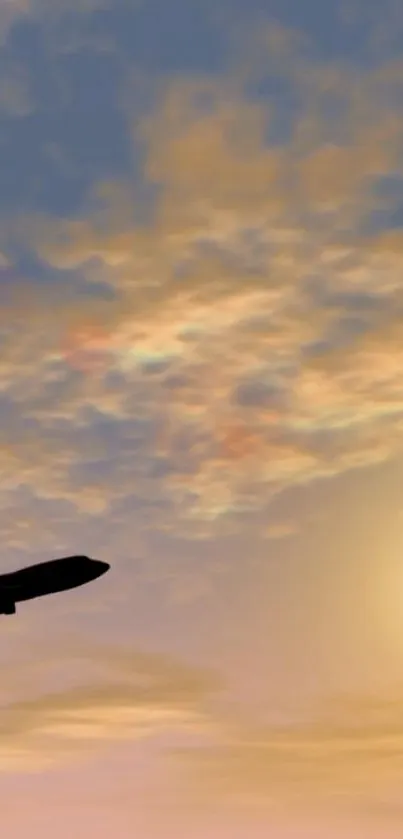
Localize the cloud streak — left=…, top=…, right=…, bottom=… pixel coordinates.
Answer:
left=0, top=644, right=218, bottom=770
left=176, top=691, right=403, bottom=822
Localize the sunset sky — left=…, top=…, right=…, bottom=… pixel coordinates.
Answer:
left=2, top=0, right=403, bottom=836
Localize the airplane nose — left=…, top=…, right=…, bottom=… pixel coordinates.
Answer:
left=93, top=560, right=110, bottom=576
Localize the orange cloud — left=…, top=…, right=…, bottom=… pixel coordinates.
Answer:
left=61, top=319, right=114, bottom=374
left=0, top=644, right=218, bottom=771
left=177, top=691, right=403, bottom=822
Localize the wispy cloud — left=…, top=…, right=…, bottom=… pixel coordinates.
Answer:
left=0, top=643, right=218, bottom=770
left=175, top=691, right=403, bottom=822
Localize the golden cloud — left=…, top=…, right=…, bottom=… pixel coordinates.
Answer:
left=176, top=691, right=403, bottom=821
left=0, top=644, right=218, bottom=771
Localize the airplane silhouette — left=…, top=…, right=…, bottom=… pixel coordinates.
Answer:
left=0, top=555, right=110, bottom=614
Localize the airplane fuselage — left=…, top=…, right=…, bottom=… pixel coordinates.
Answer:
left=0, top=555, right=110, bottom=614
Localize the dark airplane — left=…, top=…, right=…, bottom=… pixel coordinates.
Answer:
left=0, top=555, right=110, bottom=614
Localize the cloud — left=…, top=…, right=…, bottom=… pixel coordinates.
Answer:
left=0, top=63, right=33, bottom=117
left=1, top=23, right=403, bottom=536
left=0, top=0, right=119, bottom=57
left=0, top=643, right=218, bottom=770
left=175, top=691, right=403, bottom=821
left=0, top=1, right=30, bottom=44
left=264, top=521, right=298, bottom=540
